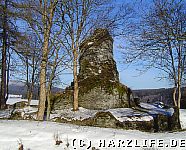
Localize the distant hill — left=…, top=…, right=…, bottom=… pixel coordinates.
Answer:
left=133, top=87, right=186, bottom=109
left=5, top=80, right=63, bottom=99
left=3, top=80, right=186, bottom=109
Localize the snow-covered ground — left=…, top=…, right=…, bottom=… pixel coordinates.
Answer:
left=6, top=98, right=39, bottom=106
left=0, top=120, right=185, bottom=150
left=0, top=109, right=185, bottom=150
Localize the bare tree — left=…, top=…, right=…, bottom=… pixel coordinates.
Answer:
left=0, top=0, right=8, bottom=109
left=14, top=32, right=41, bottom=105
left=17, top=0, right=59, bottom=120
left=59, top=0, right=102, bottom=111
left=122, top=0, right=186, bottom=109
left=46, top=41, right=70, bottom=120
left=59, top=0, right=132, bottom=111
left=0, top=0, right=22, bottom=109
left=16, top=0, right=70, bottom=120
left=36, top=0, right=58, bottom=120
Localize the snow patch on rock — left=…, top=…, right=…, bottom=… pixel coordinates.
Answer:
left=51, top=107, right=98, bottom=121
left=140, top=102, right=174, bottom=116
left=0, top=109, right=12, bottom=119
left=108, top=108, right=153, bottom=122
left=6, top=98, right=39, bottom=106
left=14, top=106, right=38, bottom=120
left=51, top=107, right=153, bottom=122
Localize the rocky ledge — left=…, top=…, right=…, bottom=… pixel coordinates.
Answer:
left=49, top=102, right=180, bottom=132
left=5, top=101, right=181, bottom=132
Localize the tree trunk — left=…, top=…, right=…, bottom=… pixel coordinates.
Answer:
left=28, top=52, right=36, bottom=106
left=177, top=108, right=181, bottom=129
left=27, top=82, right=34, bottom=106
left=27, top=89, right=31, bottom=106
left=26, top=57, right=30, bottom=105
left=0, top=0, right=8, bottom=109
left=46, top=88, right=51, bottom=120
left=46, top=79, right=53, bottom=121
left=28, top=91, right=33, bottom=106
left=46, top=48, right=59, bottom=120
left=37, top=42, right=48, bottom=120
left=178, top=83, right=181, bottom=109
left=28, top=71, right=35, bottom=106
left=73, top=48, right=79, bottom=111
left=177, top=46, right=182, bottom=109
left=37, top=0, right=56, bottom=120
left=5, top=48, right=11, bottom=102
left=173, top=86, right=177, bottom=107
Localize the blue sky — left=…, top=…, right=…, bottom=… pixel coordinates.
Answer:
left=59, top=42, right=171, bottom=90
left=59, top=0, right=172, bottom=90
left=111, top=0, right=172, bottom=90
left=114, top=48, right=171, bottom=90
left=11, top=0, right=173, bottom=90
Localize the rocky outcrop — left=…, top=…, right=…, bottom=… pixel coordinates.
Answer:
left=53, top=29, right=134, bottom=110
left=78, top=29, right=133, bottom=109
left=78, top=28, right=119, bottom=83
left=50, top=29, right=181, bottom=132
left=137, top=103, right=181, bottom=131
left=50, top=107, right=154, bottom=132
left=50, top=103, right=181, bottom=132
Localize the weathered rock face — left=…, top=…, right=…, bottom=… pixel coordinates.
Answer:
left=77, top=29, right=132, bottom=109
left=52, top=29, right=134, bottom=110
left=50, top=103, right=181, bottom=132
left=78, top=28, right=119, bottom=83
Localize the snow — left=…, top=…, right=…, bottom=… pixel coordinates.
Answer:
left=10, top=106, right=38, bottom=120
left=0, top=105, right=185, bottom=150
left=108, top=108, right=153, bottom=122
left=6, top=98, right=39, bottom=106
left=21, top=107, right=38, bottom=114
left=0, top=106, right=38, bottom=120
left=8, top=94, right=22, bottom=98
left=51, top=107, right=98, bottom=121
left=140, top=102, right=174, bottom=116
left=0, top=120, right=186, bottom=150
left=51, top=107, right=153, bottom=122
left=0, top=98, right=186, bottom=149
left=88, top=42, right=94, bottom=45
left=0, top=109, right=12, bottom=119
left=140, top=103, right=158, bottom=109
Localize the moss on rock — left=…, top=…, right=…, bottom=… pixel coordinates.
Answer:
left=52, top=28, right=134, bottom=110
